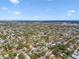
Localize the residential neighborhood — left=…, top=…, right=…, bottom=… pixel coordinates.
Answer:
left=0, top=22, right=79, bottom=59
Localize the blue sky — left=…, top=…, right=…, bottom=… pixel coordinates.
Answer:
left=0, top=0, right=79, bottom=20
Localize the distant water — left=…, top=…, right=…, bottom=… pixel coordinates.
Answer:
left=9, top=21, right=79, bottom=24
left=0, top=21, right=79, bottom=24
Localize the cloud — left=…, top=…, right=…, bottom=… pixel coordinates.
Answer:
left=9, top=0, right=20, bottom=4
left=13, top=11, right=21, bottom=15
left=67, top=13, right=73, bottom=16
left=67, top=10, right=76, bottom=16
left=68, top=10, right=76, bottom=13
left=1, top=7, right=21, bottom=15
left=1, top=7, right=7, bottom=10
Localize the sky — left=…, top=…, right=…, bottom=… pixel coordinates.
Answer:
left=0, top=0, right=79, bottom=20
